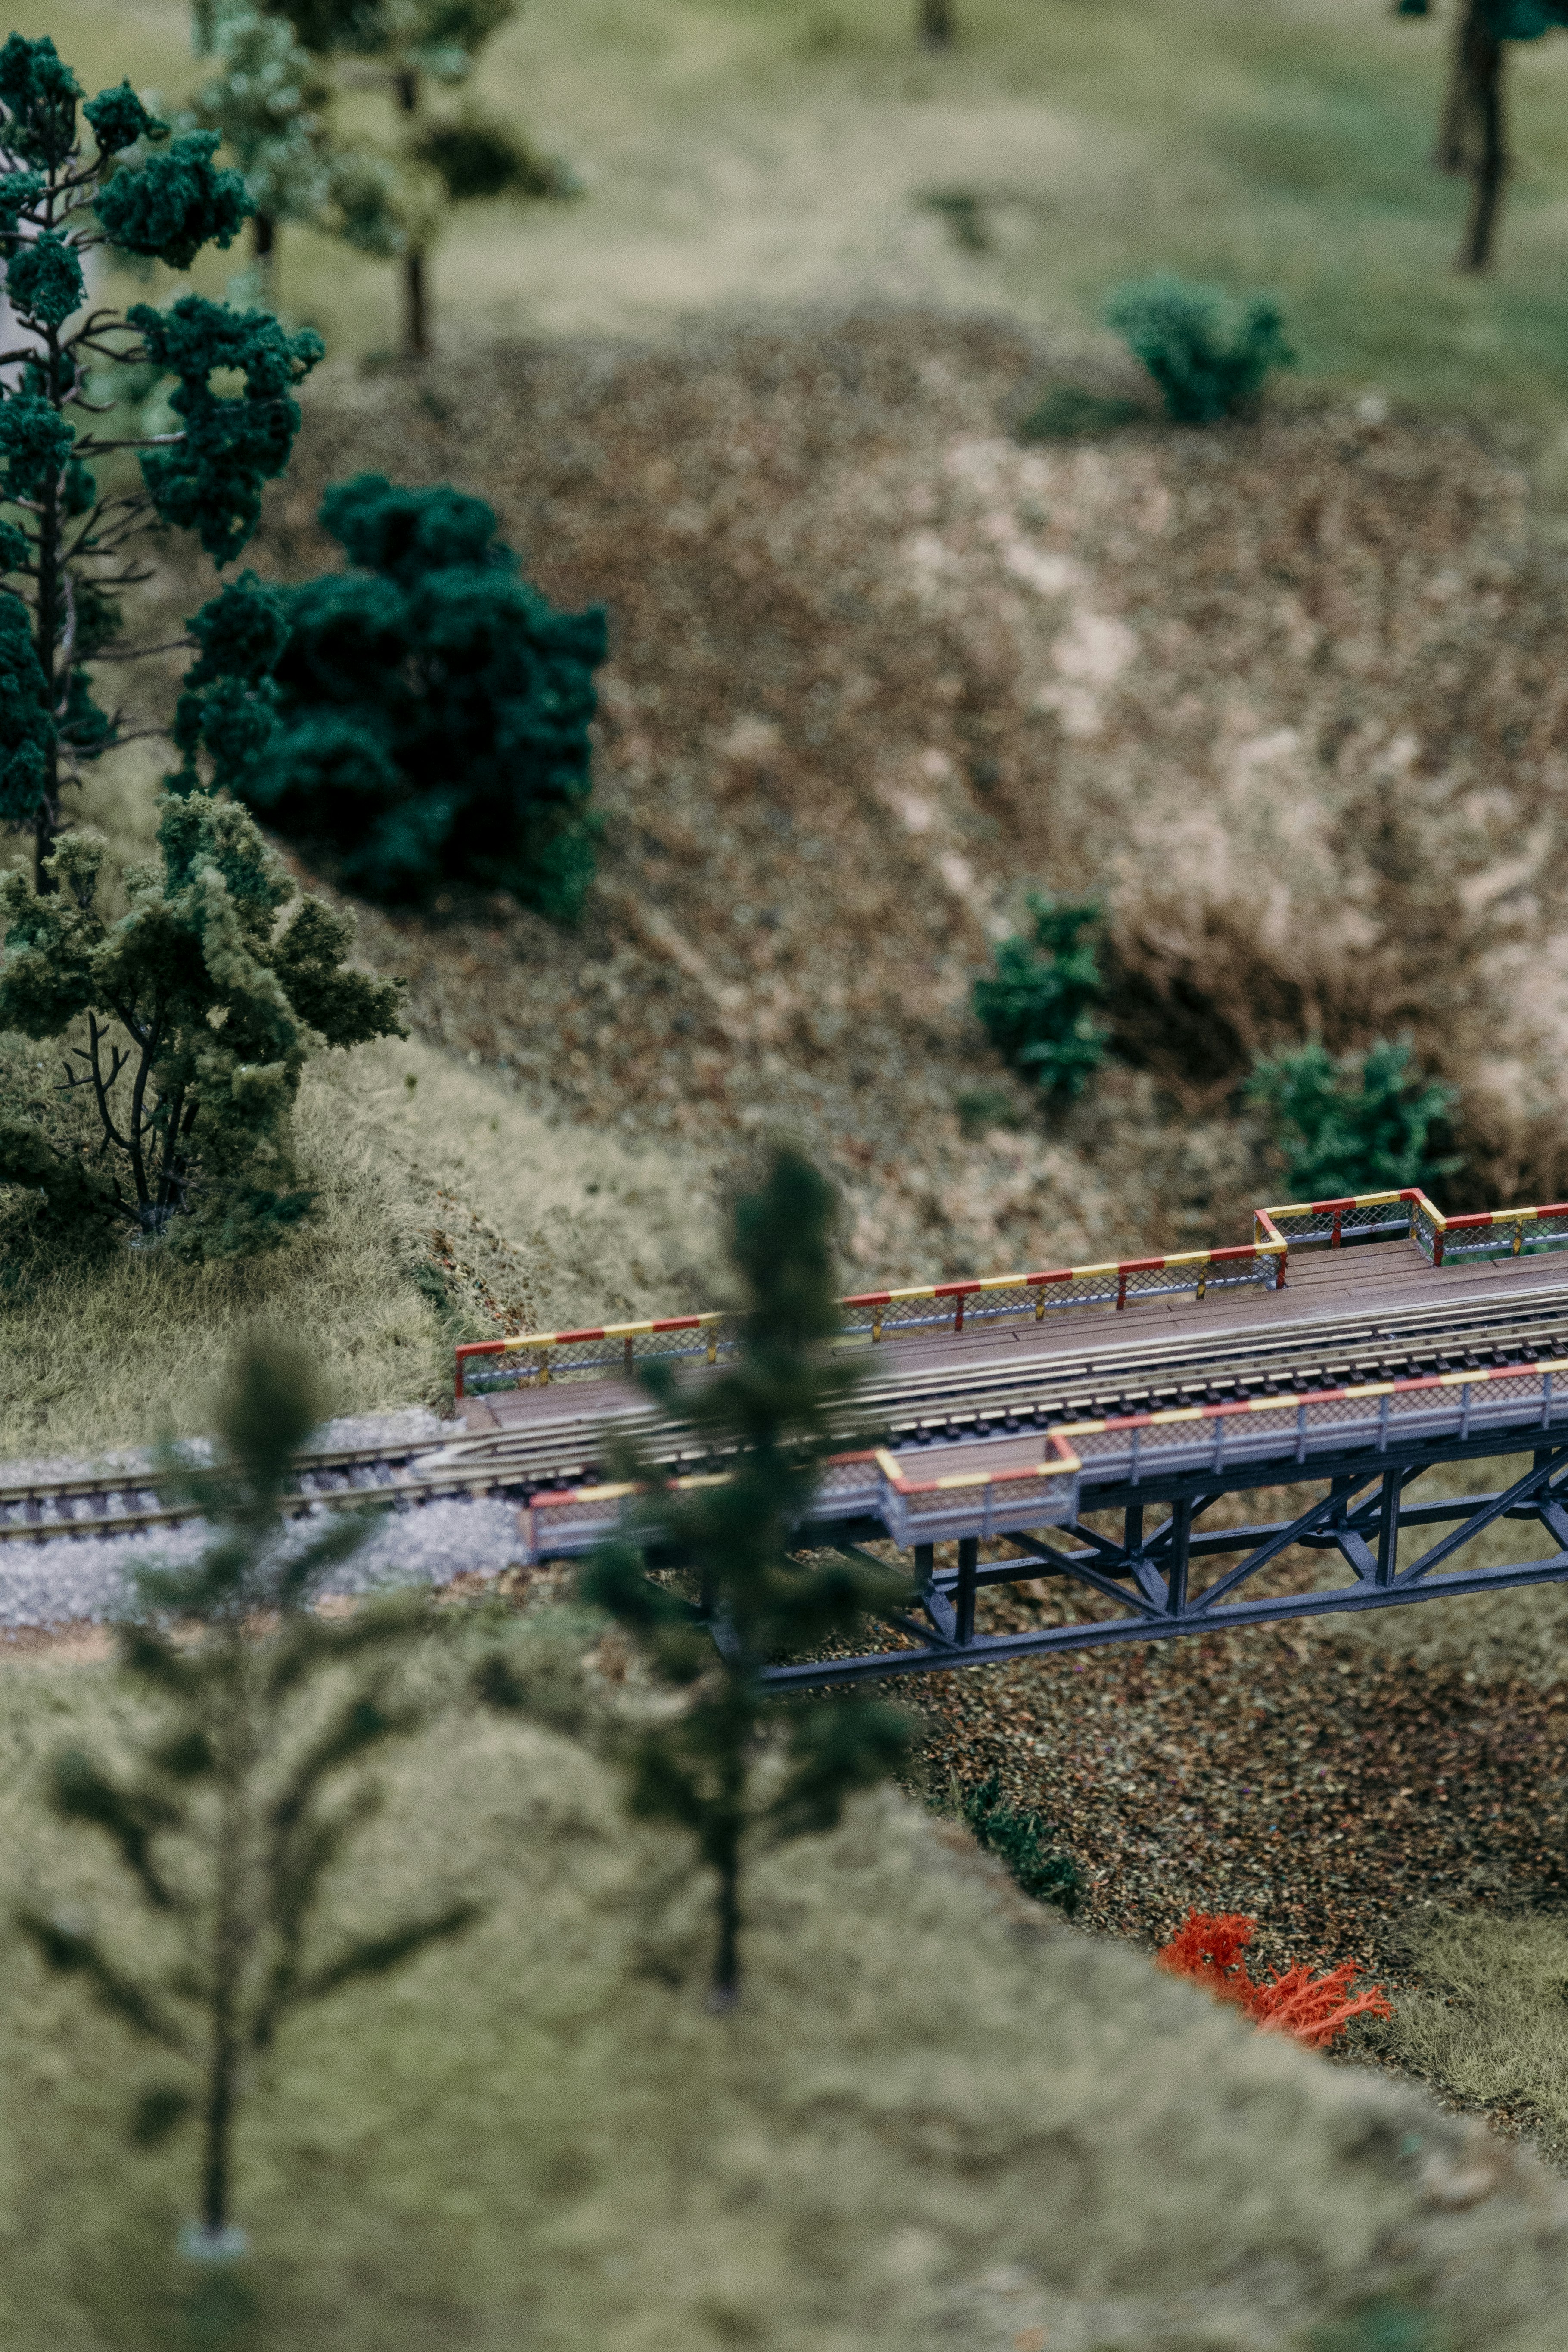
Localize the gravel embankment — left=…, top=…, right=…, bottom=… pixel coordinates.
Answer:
left=0, top=1410, right=524, bottom=1634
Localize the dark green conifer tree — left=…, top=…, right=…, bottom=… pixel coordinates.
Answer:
left=177, top=475, right=608, bottom=918
left=16, top=1338, right=478, bottom=2254
left=581, top=1150, right=909, bottom=2009
left=0, top=34, right=323, bottom=886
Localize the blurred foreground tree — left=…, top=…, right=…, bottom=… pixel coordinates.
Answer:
left=1246, top=1036, right=1459, bottom=1201
left=919, top=0, right=955, bottom=46
left=175, top=476, right=608, bottom=918
left=16, top=1338, right=476, bottom=2252
left=581, top=1150, right=908, bottom=2008
left=0, top=34, right=322, bottom=888
left=1397, top=0, right=1568, bottom=271
left=0, top=793, right=404, bottom=1253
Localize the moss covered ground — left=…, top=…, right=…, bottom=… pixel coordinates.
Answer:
left=4, top=1633, right=1568, bottom=2352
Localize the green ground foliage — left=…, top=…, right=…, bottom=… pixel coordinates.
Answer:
left=958, top=1769, right=1081, bottom=1914
left=1105, top=273, right=1294, bottom=421
left=5, top=1645, right=1568, bottom=2350
left=1247, top=1038, right=1458, bottom=1204
left=191, top=478, right=607, bottom=917
left=1377, top=1907, right=1568, bottom=2175
left=972, top=893, right=1108, bottom=1104
left=4, top=0, right=1568, bottom=441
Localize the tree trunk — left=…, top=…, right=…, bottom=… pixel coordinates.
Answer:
left=395, top=66, right=430, bottom=360
left=919, top=0, right=954, bottom=46
left=33, top=348, right=62, bottom=895
left=251, top=210, right=277, bottom=314
left=709, top=1845, right=742, bottom=2012
left=1436, top=0, right=1508, bottom=272
left=401, top=246, right=429, bottom=360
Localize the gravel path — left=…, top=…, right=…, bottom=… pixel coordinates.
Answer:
left=0, top=1410, right=525, bottom=1633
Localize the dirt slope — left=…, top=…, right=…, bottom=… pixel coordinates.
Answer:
left=241, top=313, right=1568, bottom=1303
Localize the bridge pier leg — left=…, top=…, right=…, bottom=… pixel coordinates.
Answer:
left=1123, top=1503, right=1143, bottom=1559
left=1165, top=1499, right=1191, bottom=1614
left=1375, top=1472, right=1400, bottom=1586
left=955, top=1537, right=978, bottom=1644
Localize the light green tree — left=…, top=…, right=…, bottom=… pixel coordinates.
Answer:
left=0, top=790, right=405, bottom=1253
left=258, top=0, right=566, bottom=356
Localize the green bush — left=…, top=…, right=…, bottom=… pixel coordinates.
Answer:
left=178, top=476, right=609, bottom=919
left=961, top=1773, right=1081, bottom=1915
left=1246, top=1037, right=1459, bottom=1204
left=1105, top=274, right=1293, bottom=423
left=972, top=893, right=1108, bottom=1102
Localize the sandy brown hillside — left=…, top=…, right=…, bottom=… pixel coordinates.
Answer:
left=244, top=312, right=1568, bottom=1299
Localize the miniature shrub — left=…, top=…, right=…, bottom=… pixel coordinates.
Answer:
left=184, top=477, right=608, bottom=918
left=1157, top=1909, right=1391, bottom=2048
left=961, top=1773, right=1080, bottom=1914
left=972, top=892, right=1108, bottom=1102
left=1246, top=1036, right=1457, bottom=1203
left=0, top=794, right=404, bottom=1253
left=1105, top=274, right=1293, bottom=423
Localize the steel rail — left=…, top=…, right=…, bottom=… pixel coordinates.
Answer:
left=432, top=1288, right=1568, bottom=1488
left=0, top=1434, right=563, bottom=1546
left=15, top=1279, right=1568, bottom=1552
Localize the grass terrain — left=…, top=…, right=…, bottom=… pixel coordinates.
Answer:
left=0, top=750, right=724, bottom=1462
left=15, top=0, right=1568, bottom=451
left=3, top=1635, right=1568, bottom=2352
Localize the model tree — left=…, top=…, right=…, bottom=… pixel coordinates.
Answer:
left=1398, top=0, right=1568, bottom=271
left=176, top=475, right=608, bottom=919
left=16, top=1338, right=477, bottom=2254
left=919, top=0, right=956, bottom=46
left=581, top=1150, right=909, bottom=2009
left=0, top=33, right=323, bottom=889
left=187, top=1, right=336, bottom=289
left=260, top=0, right=560, bottom=356
left=187, top=0, right=420, bottom=299
left=0, top=793, right=405, bottom=1253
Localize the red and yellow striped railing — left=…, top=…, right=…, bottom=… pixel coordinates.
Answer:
left=454, top=1186, right=1568, bottom=1400
left=454, top=1241, right=1284, bottom=1396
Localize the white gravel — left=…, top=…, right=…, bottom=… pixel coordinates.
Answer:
left=0, top=1408, right=527, bottom=1630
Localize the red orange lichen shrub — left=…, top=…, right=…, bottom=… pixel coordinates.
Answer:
left=1157, top=1909, right=1393, bottom=2050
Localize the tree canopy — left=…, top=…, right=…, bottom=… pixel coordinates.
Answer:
left=177, top=476, right=608, bottom=919
left=0, top=33, right=320, bottom=884
left=0, top=792, right=404, bottom=1253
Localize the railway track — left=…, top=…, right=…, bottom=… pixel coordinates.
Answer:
left=13, top=1276, right=1568, bottom=1551
left=434, top=1276, right=1568, bottom=1482
left=0, top=1434, right=537, bottom=1547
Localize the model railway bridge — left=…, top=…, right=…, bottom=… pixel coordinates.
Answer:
left=437, top=1186, right=1568, bottom=1687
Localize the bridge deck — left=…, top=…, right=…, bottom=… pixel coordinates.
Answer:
left=461, top=1238, right=1568, bottom=1438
